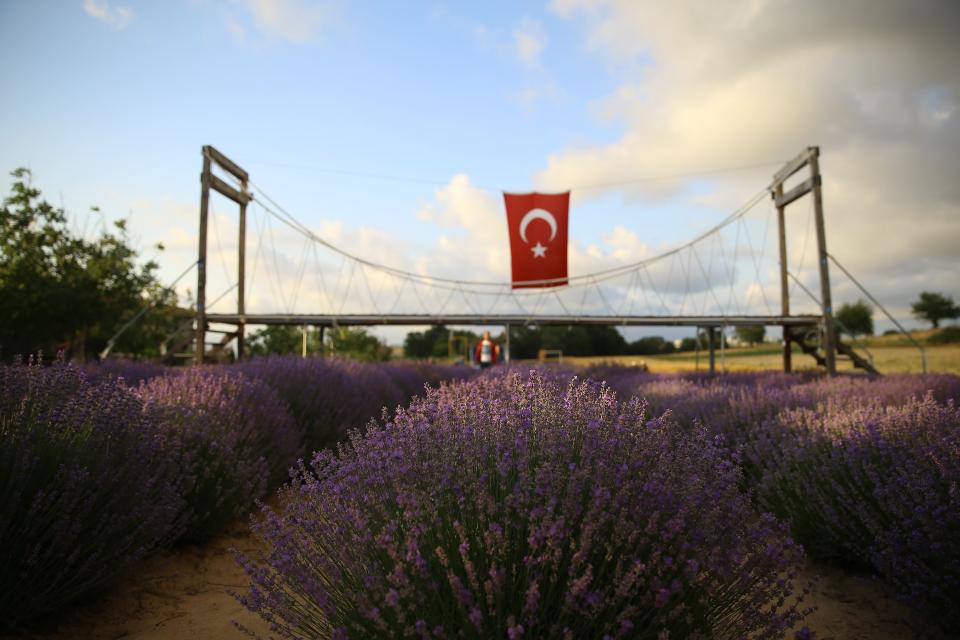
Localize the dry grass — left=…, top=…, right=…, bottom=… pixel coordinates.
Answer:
left=562, top=342, right=960, bottom=375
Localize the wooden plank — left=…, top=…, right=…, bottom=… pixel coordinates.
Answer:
left=209, top=174, right=251, bottom=204
left=772, top=146, right=817, bottom=185
left=775, top=175, right=819, bottom=208
left=203, top=145, right=249, bottom=181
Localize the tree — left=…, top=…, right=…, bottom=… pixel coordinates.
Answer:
left=325, top=327, right=391, bottom=362
left=0, top=169, right=167, bottom=360
left=404, top=326, right=480, bottom=359
left=911, top=291, right=959, bottom=329
left=734, top=325, right=765, bottom=346
left=835, top=300, right=874, bottom=338
left=248, top=325, right=317, bottom=356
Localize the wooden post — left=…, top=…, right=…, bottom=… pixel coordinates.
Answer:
left=196, top=153, right=211, bottom=365
left=775, top=182, right=792, bottom=372
left=504, top=324, right=511, bottom=363
left=237, top=179, right=247, bottom=360
left=809, top=147, right=836, bottom=374
left=318, top=325, right=325, bottom=355
left=302, top=325, right=308, bottom=358
left=707, top=326, right=716, bottom=375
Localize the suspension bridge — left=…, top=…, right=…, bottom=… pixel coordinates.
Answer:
left=161, top=145, right=926, bottom=374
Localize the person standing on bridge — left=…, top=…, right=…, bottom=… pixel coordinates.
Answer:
left=474, top=331, right=500, bottom=368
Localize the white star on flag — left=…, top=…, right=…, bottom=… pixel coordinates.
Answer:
left=531, top=242, right=547, bottom=258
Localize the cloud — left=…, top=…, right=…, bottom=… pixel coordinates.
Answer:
left=513, top=18, right=546, bottom=68
left=83, top=0, right=134, bottom=30
left=543, top=0, right=960, bottom=322
left=237, top=0, right=334, bottom=44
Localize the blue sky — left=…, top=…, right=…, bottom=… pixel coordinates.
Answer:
left=2, top=1, right=958, bottom=345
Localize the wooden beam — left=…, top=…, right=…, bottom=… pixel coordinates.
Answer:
left=775, top=175, right=820, bottom=208
left=772, top=146, right=817, bottom=185
left=775, top=183, right=792, bottom=373
left=209, top=174, right=251, bottom=205
left=809, top=151, right=837, bottom=374
left=205, top=313, right=821, bottom=327
left=196, top=158, right=211, bottom=364
left=203, top=145, right=249, bottom=181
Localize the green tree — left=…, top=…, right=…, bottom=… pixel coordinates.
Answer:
left=0, top=169, right=166, bottom=360
left=403, top=325, right=479, bottom=359
left=734, top=325, right=766, bottom=346
left=835, top=300, right=874, bottom=338
left=911, top=291, right=959, bottom=329
left=248, top=325, right=318, bottom=356
left=326, top=327, right=391, bottom=362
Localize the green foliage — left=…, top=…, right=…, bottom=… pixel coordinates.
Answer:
left=507, top=325, right=627, bottom=359
left=735, top=325, right=766, bottom=346
left=403, top=325, right=479, bottom=359
left=326, top=327, right=391, bottom=362
left=911, top=291, right=959, bottom=329
left=928, top=326, right=960, bottom=344
left=0, top=169, right=168, bottom=360
left=627, top=335, right=677, bottom=355
left=836, top=300, right=874, bottom=338
left=248, top=325, right=318, bottom=356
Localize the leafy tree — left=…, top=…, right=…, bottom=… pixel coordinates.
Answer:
left=0, top=169, right=166, bottom=360
left=326, top=327, right=391, bottom=362
left=627, top=335, right=676, bottom=355
left=835, top=300, right=874, bottom=338
left=404, top=325, right=480, bottom=359
left=734, top=325, right=765, bottom=346
left=911, top=291, right=959, bottom=329
left=248, top=325, right=318, bottom=356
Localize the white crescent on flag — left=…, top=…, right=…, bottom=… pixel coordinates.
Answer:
left=518, top=208, right=558, bottom=244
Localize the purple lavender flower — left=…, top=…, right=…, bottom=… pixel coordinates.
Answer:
left=236, top=371, right=807, bottom=638
left=0, top=359, right=182, bottom=629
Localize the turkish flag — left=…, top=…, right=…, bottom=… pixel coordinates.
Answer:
left=503, top=192, right=570, bottom=288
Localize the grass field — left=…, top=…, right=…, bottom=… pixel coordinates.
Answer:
left=561, top=330, right=960, bottom=375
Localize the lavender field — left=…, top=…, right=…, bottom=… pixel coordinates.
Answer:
left=2, top=358, right=958, bottom=638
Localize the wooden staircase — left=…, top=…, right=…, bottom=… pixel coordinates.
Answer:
left=787, top=326, right=879, bottom=375
left=160, top=320, right=238, bottom=364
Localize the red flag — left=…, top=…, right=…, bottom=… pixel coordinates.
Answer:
left=503, top=192, right=570, bottom=288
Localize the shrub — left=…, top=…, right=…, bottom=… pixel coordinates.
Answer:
left=755, top=395, right=960, bottom=631
left=928, top=325, right=960, bottom=344
left=0, top=361, right=182, bottom=630
left=236, top=372, right=808, bottom=639
left=236, top=356, right=476, bottom=454
left=140, top=369, right=301, bottom=543
left=84, top=358, right=169, bottom=386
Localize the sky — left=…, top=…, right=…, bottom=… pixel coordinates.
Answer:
left=1, top=0, right=958, bottom=346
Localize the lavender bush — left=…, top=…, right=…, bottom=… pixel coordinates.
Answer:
left=140, top=369, right=301, bottom=542
left=236, top=356, right=474, bottom=454
left=0, top=360, right=182, bottom=629
left=755, top=395, right=960, bottom=629
left=237, top=372, right=808, bottom=639
left=84, top=357, right=169, bottom=387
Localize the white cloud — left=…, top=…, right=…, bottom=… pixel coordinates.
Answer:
left=513, top=18, right=546, bottom=68
left=237, top=0, right=334, bottom=44
left=542, top=0, right=960, bottom=322
left=83, top=0, right=134, bottom=30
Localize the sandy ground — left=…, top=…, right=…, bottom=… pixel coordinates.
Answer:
left=7, top=515, right=928, bottom=640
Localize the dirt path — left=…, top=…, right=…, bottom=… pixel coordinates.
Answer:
left=12, top=519, right=271, bottom=640
left=11, top=523, right=925, bottom=640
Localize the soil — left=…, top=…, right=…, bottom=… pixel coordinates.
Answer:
left=8, top=521, right=928, bottom=640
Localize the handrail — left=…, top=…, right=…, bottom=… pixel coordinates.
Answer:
left=828, top=254, right=927, bottom=374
